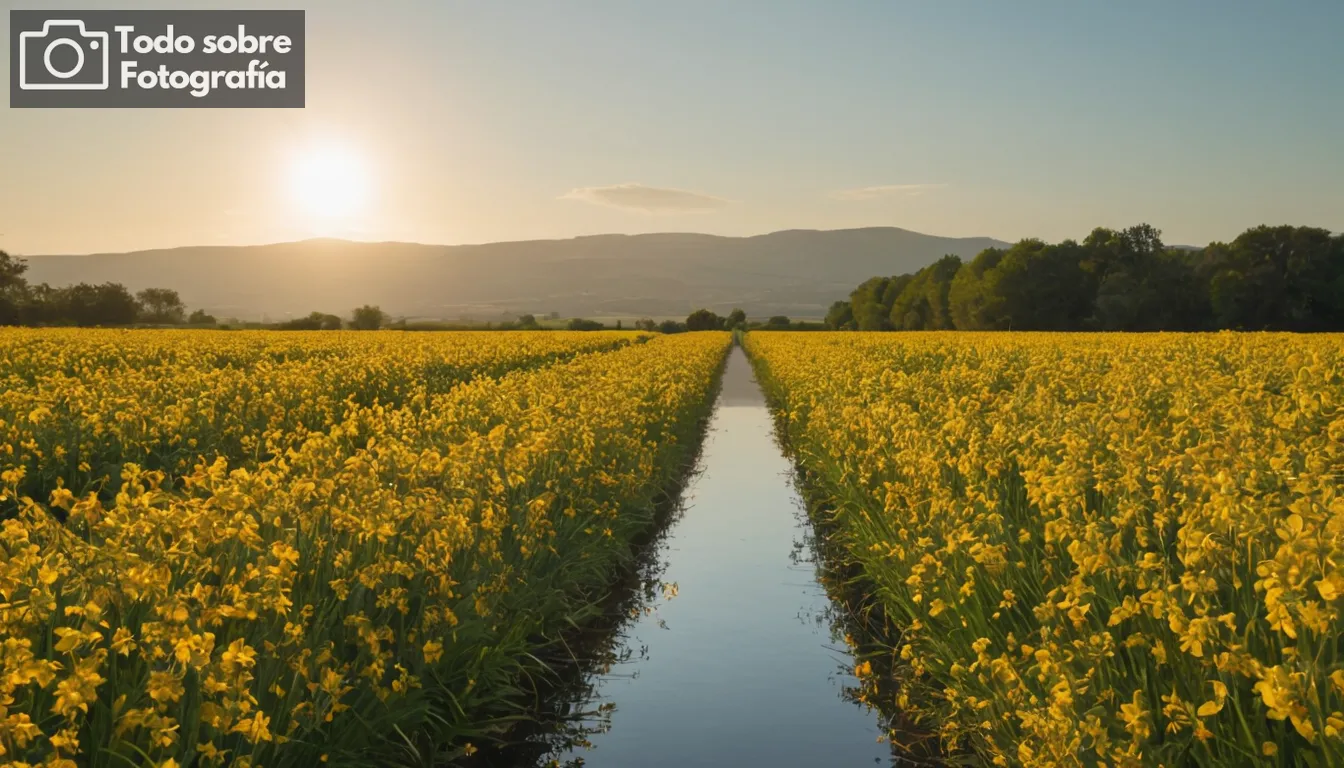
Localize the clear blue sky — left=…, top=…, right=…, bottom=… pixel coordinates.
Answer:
left=3, top=0, right=1341, bottom=253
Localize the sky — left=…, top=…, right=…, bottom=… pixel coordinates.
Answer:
left=2, top=0, right=1342, bottom=255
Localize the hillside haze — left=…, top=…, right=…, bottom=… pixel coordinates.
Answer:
left=20, top=228, right=1009, bottom=321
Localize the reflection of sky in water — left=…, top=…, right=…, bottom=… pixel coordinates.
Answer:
left=557, top=348, right=893, bottom=767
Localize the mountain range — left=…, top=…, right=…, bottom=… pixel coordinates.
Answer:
left=19, top=227, right=1010, bottom=321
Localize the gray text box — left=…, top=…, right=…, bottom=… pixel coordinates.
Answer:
left=10, top=9, right=305, bottom=108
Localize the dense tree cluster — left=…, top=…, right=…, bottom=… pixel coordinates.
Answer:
left=0, top=249, right=394, bottom=330
left=566, top=317, right=605, bottom=331
left=349, top=305, right=387, bottom=331
left=826, top=224, right=1344, bottom=332
left=0, top=250, right=201, bottom=327
left=685, top=308, right=725, bottom=331
left=276, top=311, right=344, bottom=331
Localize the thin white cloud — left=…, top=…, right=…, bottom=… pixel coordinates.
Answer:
left=561, top=183, right=730, bottom=213
left=830, top=184, right=948, bottom=201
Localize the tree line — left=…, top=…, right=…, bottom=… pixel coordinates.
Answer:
left=474, top=310, right=819, bottom=333
left=0, top=250, right=214, bottom=326
left=633, top=309, right=822, bottom=333
left=0, top=247, right=794, bottom=334
left=276, top=306, right=386, bottom=330
left=0, top=250, right=399, bottom=330
left=0, top=249, right=780, bottom=333
left=825, top=224, right=1344, bottom=332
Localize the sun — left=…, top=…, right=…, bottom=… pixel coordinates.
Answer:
left=288, top=142, right=370, bottom=222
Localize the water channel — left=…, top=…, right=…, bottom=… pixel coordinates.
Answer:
left=534, top=346, right=908, bottom=767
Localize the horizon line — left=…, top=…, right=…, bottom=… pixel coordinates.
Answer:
left=10, top=225, right=1014, bottom=258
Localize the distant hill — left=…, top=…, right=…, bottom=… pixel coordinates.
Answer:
left=19, top=228, right=1010, bottom=321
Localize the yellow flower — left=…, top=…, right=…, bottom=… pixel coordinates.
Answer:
left=231, top=711, right=273, bottom=743
left=110, top=627, right=135, bottom=656
left=744, top=330, right=1344, bottom=764
left=147, top=670, right=185, bottom=704
left=1196, top=680, right=1227, bottom=717
left=422, top=640, right=444, bottom=665
left=220, top=638, right=257, bottom=673
left=1316, top=578, right=1339, bottom=602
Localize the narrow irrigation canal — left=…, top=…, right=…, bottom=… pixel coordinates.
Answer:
left=548, top=347, right=899, bottom=767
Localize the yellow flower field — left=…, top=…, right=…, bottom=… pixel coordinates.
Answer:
left=0, top=329, right=730, bottom=766
left=0, top=329, right=637, bottom=507
left=746, top=331, right=1344, bottom=767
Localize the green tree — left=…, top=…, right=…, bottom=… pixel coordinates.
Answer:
left=1199, top=225, right=1342, bottom=331
left=17, top=283, right=58, bottom=325
left=949, top=241, right=1093, bottom=331
left=278, top=312, right=343, bottom=330
left=834, top=222, right=1343, bottom=334
left=136, top=287, right=187, bottom=324
left=1077, top=225, right=1206, bottom=331
left=849, top=276, right=908, bottom=330
left=824, top=300, right=853, bottom=330
left=889, top=255, right=961, bottom=330
left=996, top=239, right=1093, bottom=330
left=685, top=309, right=724, bottom=331
left=187, top=309, right=217, bottom=325
left=0, top=250, right=27, bottom=293
left=948, top=247, right=1005, bottom=329
left=726, top=308, right=747, bottom=330
left=0, top=250, right=28, bottom=325
left=63, top=283, right=140, bottom=326
left=350, top=305, right=386, bottom=330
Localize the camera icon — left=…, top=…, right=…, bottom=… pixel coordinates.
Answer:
left=18, top=19, right=110, bottom=90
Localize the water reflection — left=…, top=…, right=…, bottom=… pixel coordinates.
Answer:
left=462, top=484, right=682, bottom=767
left=479, top=348, right=936, bottom=767
left=789, top=482, right=944, bottom=764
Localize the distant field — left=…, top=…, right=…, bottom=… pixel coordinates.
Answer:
left=0, top=329, right=731, bottom=766
left=747, top=331, right=1344, bottom=766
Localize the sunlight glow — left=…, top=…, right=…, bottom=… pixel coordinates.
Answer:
left=288, top=142, right=370, bottom=222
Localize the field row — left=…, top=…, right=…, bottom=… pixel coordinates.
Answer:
left=0, top=330, right=731, bottom=766
left=0, top=329, right=640, bottom=510
left=746, top=331, right=1344, bottom=767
